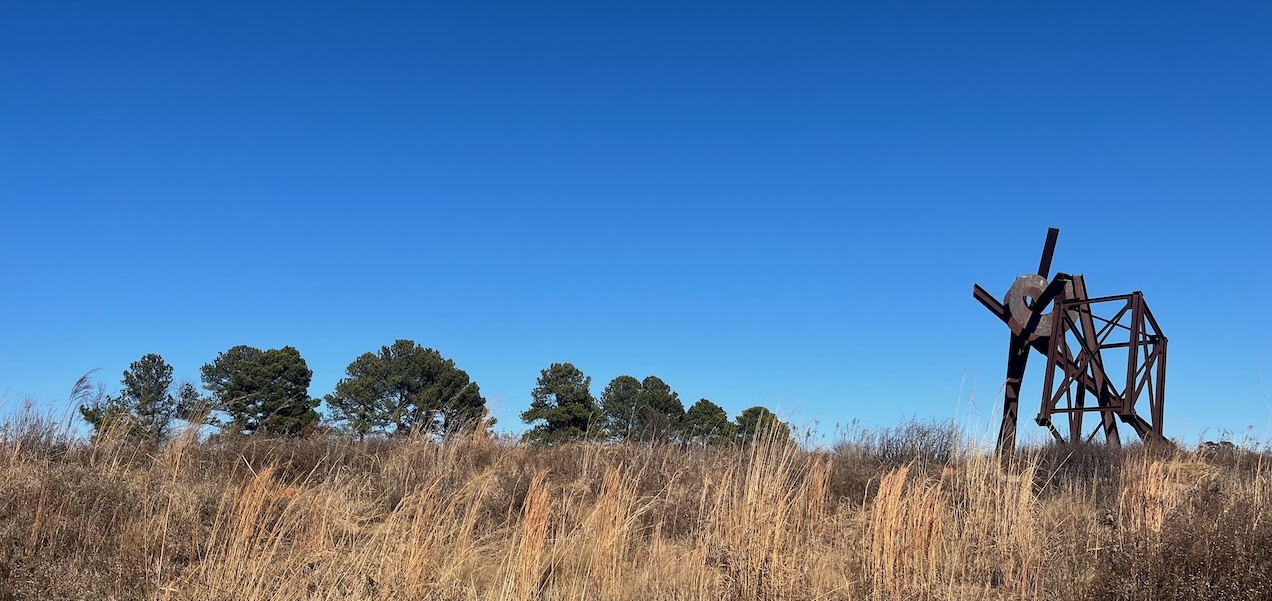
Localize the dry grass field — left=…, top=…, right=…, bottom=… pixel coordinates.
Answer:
left=2, top=408, right=1270, bottom=600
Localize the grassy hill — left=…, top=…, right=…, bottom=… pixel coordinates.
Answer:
left=1, top=411, right=1269, bottom=600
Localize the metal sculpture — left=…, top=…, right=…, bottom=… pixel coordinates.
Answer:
left=973, top=228, right=1168, bottom=452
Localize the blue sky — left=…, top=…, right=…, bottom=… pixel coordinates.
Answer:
left=2, top=1, right=1269, bottom=444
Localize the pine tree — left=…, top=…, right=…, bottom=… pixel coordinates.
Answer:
left=79, top=353, right=179, bottom=443
left=200, top=345, right=318, bottom=436
left=325, top=339, right=487, bottom=437
left=521, top=362, right=598, bottom=443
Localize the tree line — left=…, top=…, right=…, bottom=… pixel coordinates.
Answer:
left=522, top=362, right=791, bottom=445
left=76, top=340, right=791, bottom=445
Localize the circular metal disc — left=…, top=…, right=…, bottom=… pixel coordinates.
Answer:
left=1005, top=273, right=1053, bottom=338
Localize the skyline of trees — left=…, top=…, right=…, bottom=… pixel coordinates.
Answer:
left=73, top=344, right=791, bottom=444
left=524, top=364, right=790, bottom=445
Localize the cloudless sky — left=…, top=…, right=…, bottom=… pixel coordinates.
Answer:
left=2, top=1, right=1269, bottom=444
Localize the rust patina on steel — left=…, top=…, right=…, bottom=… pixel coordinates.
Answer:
left=973, top=228, right=1168, bottom=452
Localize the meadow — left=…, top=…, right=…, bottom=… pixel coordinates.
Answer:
left=2, top=409, right=1269, bottom=601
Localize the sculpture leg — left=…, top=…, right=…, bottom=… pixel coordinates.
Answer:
left=997, top=331, right=1031, bottom=453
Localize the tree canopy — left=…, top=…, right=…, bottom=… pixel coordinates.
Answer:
left=634, top=375, right=683, bottom=441
left=598, top=374, right=685, bottom=442
left=735, top=405, right=794, bottom=445
left=200, top=345, right=318, bottom=436
left=599, top=375, right=641, bottom=439
left=325, top=339, right=487, bottom=437
left=68, top=341, right=789, bottom=448
left=681, top=398, right=736, bottom=445
left=79, top=353, right=183, bottom=443
left=521, top=362, right=598, bottom=443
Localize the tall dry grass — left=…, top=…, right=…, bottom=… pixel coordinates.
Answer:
left=1, top=408, right=1270, bottom=600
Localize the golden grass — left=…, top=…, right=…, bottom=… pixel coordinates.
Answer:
left=1, top=413, right=1270, bottom=600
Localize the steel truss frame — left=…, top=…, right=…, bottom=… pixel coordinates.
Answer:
left=973, top=228, right=1168, bottom=452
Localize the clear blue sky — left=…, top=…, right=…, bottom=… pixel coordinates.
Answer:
left=2, top=1, right=1269, bottom=444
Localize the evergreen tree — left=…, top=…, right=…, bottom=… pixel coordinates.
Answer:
left=599, top=374, right=685, bottom=442
left=681, top=398, right=735, bottom=445
left=325, top=339, right=487, bottom=437
left=79, top=353, right=179, bottom=443
left=200, top=345, right=318, bottom=436
left=599, top=375, right=641, bottom=439
left=521, top=362, right=598, bottom=443
left=735, top=405, right=793, bottom=445
left=633, top=375, right=684, bottom=442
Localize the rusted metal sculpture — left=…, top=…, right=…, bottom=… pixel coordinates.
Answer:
left=974, top=228, right=1168, bottom=452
